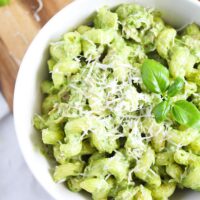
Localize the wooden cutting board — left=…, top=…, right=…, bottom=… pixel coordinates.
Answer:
left=0, top=0, right=72, bottom=110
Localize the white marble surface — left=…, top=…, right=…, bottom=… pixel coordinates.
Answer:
left=0, top=94, right=52, bottom=200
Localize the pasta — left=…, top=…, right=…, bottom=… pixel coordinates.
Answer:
left=33, top=3, right=200, bottom=200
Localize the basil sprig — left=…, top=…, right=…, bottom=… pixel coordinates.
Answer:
left=141, top=59, right=200, bottom=129
left=141, top=59, right=170, bottom=93
left=167, top=77, right=185, bottom=97
left=153, top=101, right=171, bottom=123
left=172, top=100, right=200, bottom=129
left=0, top=0, right=10, bottom=6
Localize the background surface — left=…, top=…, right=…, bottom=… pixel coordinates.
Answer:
left=0, top=0, right=71, bottom=109
left=0, top=1, right=71, bottom=199
left=0, top=94, right=52, bottom=199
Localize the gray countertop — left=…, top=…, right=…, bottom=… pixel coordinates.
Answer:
left=0, top=94, right=52, bottom=200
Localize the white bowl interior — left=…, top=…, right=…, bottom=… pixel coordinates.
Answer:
left=14, top=0, right=200, bottom=199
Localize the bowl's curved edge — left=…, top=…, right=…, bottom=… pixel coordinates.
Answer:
left=13, top=1, right=85, bottom=199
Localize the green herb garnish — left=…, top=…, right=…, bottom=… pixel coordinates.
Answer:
left=141, top=59, right=200, bottom=129
left=0, top=0, right=10, bottom=6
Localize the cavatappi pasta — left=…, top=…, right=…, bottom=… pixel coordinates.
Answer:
left=34, top=4, right=200, bottom=200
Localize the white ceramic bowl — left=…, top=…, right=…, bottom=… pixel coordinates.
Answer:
left=14, top=0, right=200, bottom=199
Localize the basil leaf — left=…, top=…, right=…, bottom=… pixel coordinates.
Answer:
left=167, top=77, right=185, bottom=97
left=141, top=59, right=170, bottom=94
left=0, top=0, right=10, bottom=6
left=171, top=100, right=200, bottom=129
left=153, top=101, right=171, bottom=123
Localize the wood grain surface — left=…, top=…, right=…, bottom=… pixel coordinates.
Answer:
left=0, top=0, right=72, bottom=110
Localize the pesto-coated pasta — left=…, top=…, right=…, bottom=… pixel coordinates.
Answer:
left=33, top=3, right=200, bottom=200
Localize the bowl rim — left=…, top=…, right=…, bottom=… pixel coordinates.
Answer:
left=13, top=0, right=84, bottom=198
left=13, top=0, right=200, bottom=199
